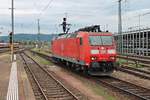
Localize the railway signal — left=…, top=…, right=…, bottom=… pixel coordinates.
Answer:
left=9, top=32, right=14, bottom=61
left=9, top=32, right=13, bottom=44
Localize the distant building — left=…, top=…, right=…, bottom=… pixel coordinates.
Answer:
left=114, top=28, right=150, bottom=56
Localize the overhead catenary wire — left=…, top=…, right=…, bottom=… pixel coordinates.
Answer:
left=32, top=0, right=54, bottom=20
left=34, top=0, right=54, bottom=41
left=35, top=0, right=54, bottom=34
left=38, top=0, right=54, bottom=18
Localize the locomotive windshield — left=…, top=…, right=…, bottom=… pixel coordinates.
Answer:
left=89, top=36, right=113, bottom=45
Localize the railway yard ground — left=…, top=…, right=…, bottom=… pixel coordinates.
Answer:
left=0, top=48, right=150, bottom=100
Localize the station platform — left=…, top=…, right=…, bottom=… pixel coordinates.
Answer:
left=0, top=54, right=35, bottom=100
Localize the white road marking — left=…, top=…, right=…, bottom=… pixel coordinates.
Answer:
left=14, top=55, right=16, bottom=61
left=10, top=54, right=17, bottom=61
left=6, top=61, right=19, bottom=100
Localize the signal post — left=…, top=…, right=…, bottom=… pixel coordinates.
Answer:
left=9, top=32, right=14, bottom=61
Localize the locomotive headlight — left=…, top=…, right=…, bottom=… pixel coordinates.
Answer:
left=91, top=57, right=95, bottom=60
left=91, top=50, right=99, bottom=54
left=91, top=57, right=97, bottom=60
left=108, top=49, right=116, bottom=54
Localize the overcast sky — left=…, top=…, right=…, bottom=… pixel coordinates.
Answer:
left=0, top=0, right=150, bottom=35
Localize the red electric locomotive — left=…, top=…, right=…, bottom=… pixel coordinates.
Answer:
left=51, top=25, right=117, bottom=75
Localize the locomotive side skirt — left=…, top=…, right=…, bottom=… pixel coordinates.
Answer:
left=52, top=54, right=86, bottom=66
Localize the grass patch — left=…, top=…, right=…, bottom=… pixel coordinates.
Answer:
left=32, top=48, right=50, bottom=56
left=117, top=58, right=144, bottom=68
left=128, top=63, right=144, bottom=68
left=72, top=74, right=117, bottom=100
left=27, top=51, right=53, bottom=66
left=117, top=58, right=129, bottom=65
left=84, top=80, right=116, bottom=100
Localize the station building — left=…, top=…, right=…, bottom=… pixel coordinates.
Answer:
left=114, top=28, right=150, bottom=56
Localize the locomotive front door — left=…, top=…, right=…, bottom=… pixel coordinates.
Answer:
left=77, top=37, right=83, bottom=60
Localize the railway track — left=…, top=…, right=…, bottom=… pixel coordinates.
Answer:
left=30, top=50, right=150, bottom=100
left=20, top=53, right=48, bottom=100
left=120, top=54, right=150, bottom=60
left=0, top=48, right=10, bottom=53
left=117, top=55, right=150, bottom=66
left=20, top=52, right=80, bottom=100
left=95, top=76, right=150, bottom=100
left=31, top=50, right=150, bottom=80
left=117, top=65, right=150, bottom=80
left=0, top=48, right=24, bottom=54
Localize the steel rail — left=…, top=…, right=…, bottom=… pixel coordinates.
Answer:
left=20, top=53, right=48, bottom=100
left=117, top=55, right=150, bottom=64
left=116, top=65, right=150, bottom=80
left=95, top=76, right=150, bottom=100
left=118, top=54, right=150, bottom=59
left=22, top=52, right=79, bottom=100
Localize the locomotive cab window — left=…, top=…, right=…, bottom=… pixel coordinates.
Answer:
left=89, top=36, right=113, bottom=45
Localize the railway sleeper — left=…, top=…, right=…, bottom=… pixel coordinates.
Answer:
left=46, top=90, right=67, bottom=93
left=46, top=92, right=71, bottom=96
left=47, top=94, right=74, bottom=98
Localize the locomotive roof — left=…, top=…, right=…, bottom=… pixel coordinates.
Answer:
left=53, top=31, right=112, bottom=40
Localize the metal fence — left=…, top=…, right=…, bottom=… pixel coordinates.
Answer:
left=114, top=28, right=150, bottom=56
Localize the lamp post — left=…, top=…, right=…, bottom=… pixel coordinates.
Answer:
left=118, top=0, right=123, bottom=54
left=11, top=0, right=14, bottom=61
left=37, top=19, right=41, bottom=50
